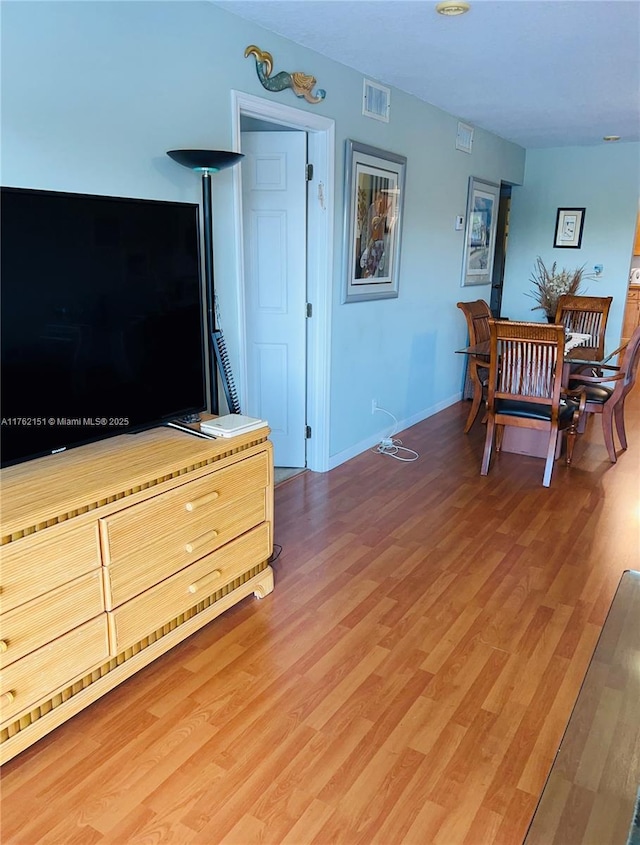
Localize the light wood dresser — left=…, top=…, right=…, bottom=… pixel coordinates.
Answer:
left=0, top=424, right=274, bottom=764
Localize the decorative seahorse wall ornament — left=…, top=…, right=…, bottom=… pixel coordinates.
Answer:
left=244, top=45, right=326, bottom=104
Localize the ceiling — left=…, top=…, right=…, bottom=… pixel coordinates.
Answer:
left=213, top=0, right=640, bottom=149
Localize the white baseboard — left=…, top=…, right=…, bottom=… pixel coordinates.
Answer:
left=326, top=392, right=461, bottom=471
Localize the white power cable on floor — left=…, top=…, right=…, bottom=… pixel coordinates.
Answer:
left=372, top=406, right=419, bottom=462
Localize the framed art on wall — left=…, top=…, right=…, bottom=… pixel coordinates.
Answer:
left=554, top=207, right=585, bottom=248
left=342, top=140, right=406, bottom=303
left=461, top=176, right=500, bottom=287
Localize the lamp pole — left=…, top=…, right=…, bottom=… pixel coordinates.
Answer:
left=200, top=170, right=218, bottom=413
left=166, top=149, right=243, bottom=415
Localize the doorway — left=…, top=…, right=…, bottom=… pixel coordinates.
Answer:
left=231, top=91, right=334, bottom=473
left=490, top=184, right=512, bottom=317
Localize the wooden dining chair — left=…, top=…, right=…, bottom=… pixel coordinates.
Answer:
left=457, top=299, right=492, bottom=433
left=481, top=320, right=586, bottom=487
left=567, top=324, right=640, bottom=462
left=554, top=294, right=613, bottom=361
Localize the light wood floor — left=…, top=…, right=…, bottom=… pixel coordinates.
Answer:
left=525, top=569, right=640, bottom=845
left=2, top=391, right=639, bottom=844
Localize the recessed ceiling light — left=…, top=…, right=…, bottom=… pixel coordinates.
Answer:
left=436, top=1, right=470, bottom=15
left=603, top=135, right=621, bottom=142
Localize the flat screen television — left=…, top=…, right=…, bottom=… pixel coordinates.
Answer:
left=1, top=186, right=207, bottom=468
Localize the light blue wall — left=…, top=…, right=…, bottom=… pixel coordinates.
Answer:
left=1, top=1, right=529, bottom=467
left=502, top=144, right=640, bottom=354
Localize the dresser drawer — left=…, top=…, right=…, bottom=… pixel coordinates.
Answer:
left=102, top=489, right=267, bottom=608
left=100, top=453, right=269, bottom=608
left=0, top=522, right=100, bottom=614
left=101, top=452, right=268, bottom=561
left=0, top=615, right=110, bottom=725
left=0, top=571, right=104, bottom=669
left=107, top=523, right=271, bottom=652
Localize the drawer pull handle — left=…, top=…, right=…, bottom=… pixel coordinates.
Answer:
left=1, top=691, right=15, bottom=705
left=184, top=529, right=219, bottom=554
left=0, top=641, right=8, bottom=653
left=185, top=491, right=220, bottom=512
left=188, top=570, right=223, bottom=594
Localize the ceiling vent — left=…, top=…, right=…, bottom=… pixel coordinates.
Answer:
left=363, top=79, right=390, bottom=123
left=456, top=121, right=474, bottom=153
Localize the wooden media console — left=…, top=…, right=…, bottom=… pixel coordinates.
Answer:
left=0, top=424, right=274, bottom=764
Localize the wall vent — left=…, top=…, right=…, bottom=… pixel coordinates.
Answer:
left=363, top=79, right=390, bottom=123
left=456, top=121, right=474, bottom=153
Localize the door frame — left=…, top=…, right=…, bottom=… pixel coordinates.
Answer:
left=231, top=90, right=334, bottom=472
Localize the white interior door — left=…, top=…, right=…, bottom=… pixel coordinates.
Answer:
left=241, top=130, right=307, bottom=468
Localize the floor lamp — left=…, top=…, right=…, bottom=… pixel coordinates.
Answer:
left=167, top=149, right=243, bottom=415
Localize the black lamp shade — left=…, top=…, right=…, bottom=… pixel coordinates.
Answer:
left=167, top=149, right=244, bottom=172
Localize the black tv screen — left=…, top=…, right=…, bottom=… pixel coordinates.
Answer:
left=1, top=187, right=207, bottom=468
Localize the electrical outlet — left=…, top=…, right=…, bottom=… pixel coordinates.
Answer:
left=371, top=399, right=377, bottom=414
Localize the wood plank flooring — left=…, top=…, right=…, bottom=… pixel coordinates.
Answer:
left=524, top=570, right=640, bottom=845
left=2, top=390, right=639, bottom=844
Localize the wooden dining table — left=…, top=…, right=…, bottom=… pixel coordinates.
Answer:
left=457, top=339, right=610, bottom=375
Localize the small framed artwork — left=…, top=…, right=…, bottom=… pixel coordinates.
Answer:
left=342, top=140, right=406, bottom=303
left=461, top=176, right=500, bottom=286
left=554, top=207, right=585, bottom=248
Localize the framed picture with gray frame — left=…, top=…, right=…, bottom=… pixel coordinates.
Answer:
left=461, top=176, right=500, bottom=286
left=342, top=140, right=407, bottom=303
